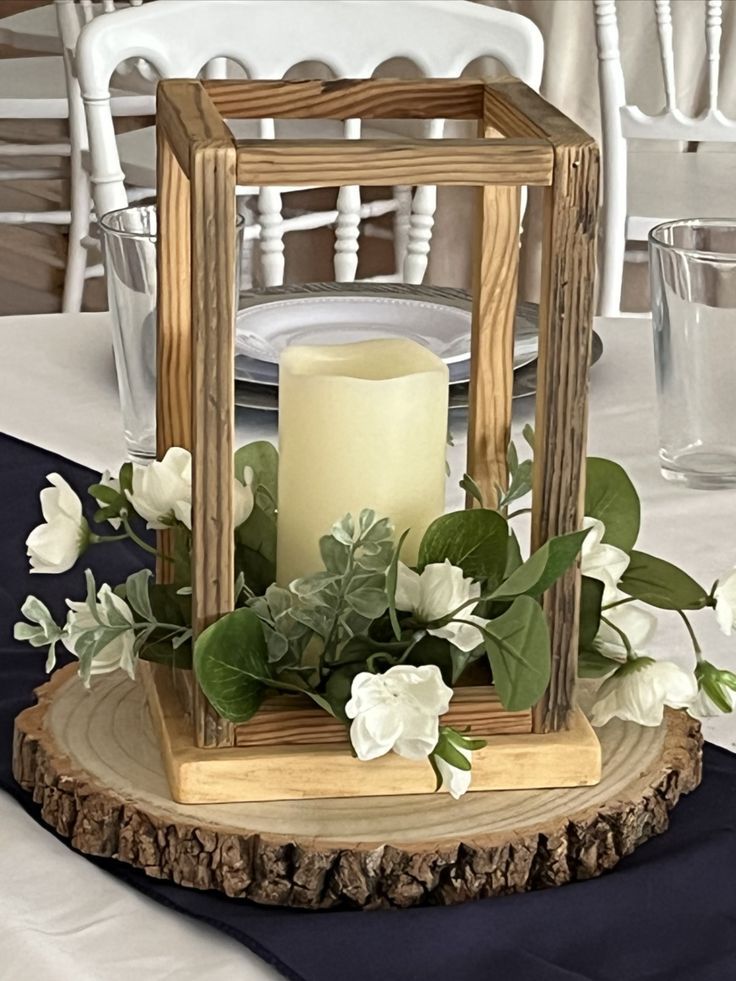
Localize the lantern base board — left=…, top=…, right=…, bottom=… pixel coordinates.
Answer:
left=12, top=665, right=702, bottom=909
left=139, top=662, right=602, bottom=804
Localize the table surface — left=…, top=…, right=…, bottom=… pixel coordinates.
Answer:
left=1, top=310, right=735, bottom=981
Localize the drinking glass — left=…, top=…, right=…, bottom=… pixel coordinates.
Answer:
left=100, top=204, right=244, bottom=462
left=649, top=218, right=736, bottom=488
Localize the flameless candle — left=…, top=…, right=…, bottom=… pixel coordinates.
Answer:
left=276, top=338, right=449, bottom=585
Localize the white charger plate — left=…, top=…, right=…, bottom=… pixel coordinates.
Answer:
left=236, top=294, right=473, bottom=365
left=234, top=298, right=539, bottom=387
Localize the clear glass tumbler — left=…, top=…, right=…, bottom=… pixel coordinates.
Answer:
left=649, top=218, right=736, bottom=488
left=100, top=204, right=243, bottom=463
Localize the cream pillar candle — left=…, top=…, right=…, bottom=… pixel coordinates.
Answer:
left=277, top=338, right=449, bottom=585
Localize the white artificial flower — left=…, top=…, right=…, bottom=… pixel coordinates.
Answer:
left=94, top=469, right=122, bottom=530
left=435, top=745, right=472, bottom=799
left=26, top=473, right=89, bottom=574
left=595, top=600, right=658, bottom=661
left=345, top=664, right=453, bottom=761
left=395, top=559, right=487, bottom=653
left=581, top=517, right=630, bottom=602
left=128, top=447, right=192, bottom=530
left=690, top=686, right=736, bottom=718
left=690, top=661, right=736, bottom=718
left=233, top=464, right=255, bottom=528
left=713, top=568, right=736, bottom=636
left=63, top=583, right=137, bottom=680
left=591, top=657, right=697, bottom=727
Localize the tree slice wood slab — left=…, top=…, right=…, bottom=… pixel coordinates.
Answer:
left=13, top=665, right=703, bottom=910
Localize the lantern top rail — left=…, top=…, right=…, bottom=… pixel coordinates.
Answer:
left=156, top=77, right=595, bottom=185
left=232, top=138, right=553, bottom=187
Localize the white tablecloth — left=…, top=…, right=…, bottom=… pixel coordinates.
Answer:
left=1, top=312, right=735, bottom=981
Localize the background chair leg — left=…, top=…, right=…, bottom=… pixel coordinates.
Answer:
left=62, top=165, right=92, bottom=314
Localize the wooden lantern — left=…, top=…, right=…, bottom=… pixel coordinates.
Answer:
left=145, top=76, right=602, bottom=804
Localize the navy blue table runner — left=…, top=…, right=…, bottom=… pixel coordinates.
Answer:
left=1, top=433, right=735, bottom=981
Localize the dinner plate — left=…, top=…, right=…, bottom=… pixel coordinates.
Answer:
left=234, top=331, right=604, bottom=412
left=234, top=299, right=539, bottom=387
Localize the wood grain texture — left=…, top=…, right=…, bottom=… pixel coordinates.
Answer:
left=234, top=685, right=531, bottom=748
left=189, top=134, right=237, bottom=748
left=484, top=76, right=593, bottom=143
left=12, top=665, right=701, bottom=908
left=155, top=129, right=191, bottom=586
left=530, top=131, right=600, bottom=735
left=141, top=662, right=599, bottom=803
left=156, top=80, right=234, bottom=177
left=157, top=80, right=239, bottom=748
left=204, top=77, right=484, bottom=119
left=235, top=140, right=553, bottom=187
left=466, top=182, right=520, bottom=508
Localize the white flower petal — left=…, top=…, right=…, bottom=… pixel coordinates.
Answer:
left=233, top=480, right=255, bottom=528
left=595, top=599, right=657, bottom=659
left=129, top=447, right=192, bottom=529
left=346, top=664, right=452, bottom=762
left=714, top=569, right=736, bottom=636
left=26, top=514, right=84, bottom=575
left=392, top=704, right=440, bottom=760
left=349, top=706, right=403, bottom=761
left=436, top=746, right=472, bottom=799
left=394, top=562, right=422, bottom=612
left=581, top=516, right=630, bottom=602
left=591, top=659, right=697, bottom=727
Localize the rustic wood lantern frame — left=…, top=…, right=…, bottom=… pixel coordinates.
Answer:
left=146, top=76, right=601, bottom=804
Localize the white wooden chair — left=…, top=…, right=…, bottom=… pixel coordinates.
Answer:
left=594, top=0, right=736, bottom=316
left=0, top=1, right=154, bottom=314
left=75, top=0, right=543, bottom=293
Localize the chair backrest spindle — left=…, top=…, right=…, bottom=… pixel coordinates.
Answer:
left=706, top=0, right=723, bottom=112
left=654, top=0, right=677, bottom=113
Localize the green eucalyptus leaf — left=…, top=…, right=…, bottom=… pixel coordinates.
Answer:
left=193, top=608, right=269, bottom=723
left=483, top=595, right=550, bottom=711
left=344, top=587, right=388, bottom=620
left=618, top=550, right=709, bottom=610
left=118, top=461, right=134, bottom=499
left=320, top=535, right=350, bottom=574
left=585, top=457, right=641, bottom=552
left=507, top=441, right=519, bottom=475
left=124, top=569, right=154, bottom=622
left=578, top=647, right=619, bottom=679
left=522, top=424, right=535, bottom=451
left=88, top=483, right=120, bottom=505
left=579, top=576, right=604, bottom=649
left=330, top=514, right=355, bottom=546
left=418, top=508, right=508, bottom=582
left=459, top=473, right=485, bottom=507
left=433, top=732, right=472, bottom=771
left=504, top=529, right=523, bottom=577
left=491, top=528, right=589, bottom=600
left=233, top=441, right=278, bottom=515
